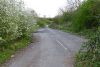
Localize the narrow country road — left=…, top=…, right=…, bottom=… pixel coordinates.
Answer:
left=2, top=28, right=85, bottom=67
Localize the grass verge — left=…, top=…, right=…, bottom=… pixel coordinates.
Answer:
left=0, top=36, right=31, bottom=64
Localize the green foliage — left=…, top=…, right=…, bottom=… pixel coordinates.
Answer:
left=50, top=0, right=100, bottom=32
left=0, top=0, right=38, bottom=64
left=75, top=30, right=100, bottom=67
left=60, top=11, right=73, bottom=22
left=72, top=0, right=100, bottom=67
left=37, top=18, right=48, bottom=27
left=0, top=0, right=37, bottom=49
left=72, top=0, right=100, bottom=32
left=49, top=11, right=73, bottom=30
left=0, top=36, right=31, bottom=64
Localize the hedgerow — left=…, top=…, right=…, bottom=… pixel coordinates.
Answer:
left=0, top=0, right=37, bottom=50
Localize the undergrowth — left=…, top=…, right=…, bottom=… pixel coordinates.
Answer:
left=75, top=30, right=100, bottom=67
left=0, top=36, right=31, bottom=64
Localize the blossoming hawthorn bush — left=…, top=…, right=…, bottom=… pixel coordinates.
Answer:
left=0, top=0, right=37, bottom=49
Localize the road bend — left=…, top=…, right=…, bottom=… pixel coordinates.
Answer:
left=2, top=28, right=85, bottom=67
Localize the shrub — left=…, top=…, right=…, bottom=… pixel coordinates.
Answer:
left=37, top=18, right=48, bottom=27
left=72, top=0, right=100, bottom=32
left=0, top=0, right=37, bottom=49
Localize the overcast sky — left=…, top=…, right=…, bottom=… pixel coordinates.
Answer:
left=23, top=0, right=67, bottom=17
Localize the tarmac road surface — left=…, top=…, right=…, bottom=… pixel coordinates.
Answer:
left=2, top=28, right=85, bottom=67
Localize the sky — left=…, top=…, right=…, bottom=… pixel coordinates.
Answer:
left=23, top=0, right=67, bottom=18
